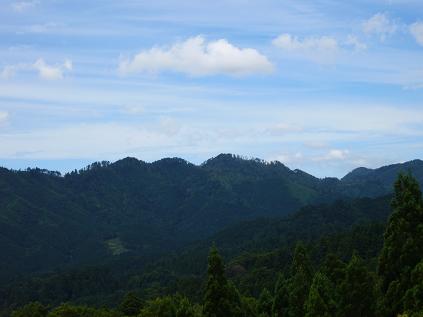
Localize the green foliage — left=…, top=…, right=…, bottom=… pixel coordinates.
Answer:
left=272, top=274, right=289, bottom=317
left=339, top=253, right=376, bottom=317
left=378, top=173, right=423, bottom=316
left=304, top=272, right=337, bottom=317
left=286, top=243, right=313, bottom=317
left=203, top=246, right=241, bottom=317
left=11, top=302, right=48, bottom=317
left=119, top=292, right=143, bottom=316
left=321, top=253, right=346, bottom=287
left=404, top=260, right=423, bottom=313
left=257, top=288, right=273, bottom=317
left=47, top=303, right=119, bottom=317
left=2, top=155, right=419, bottom=285
left=137, top=295, right=197, bottom=317
left=5, top=171, right=423, bottom=317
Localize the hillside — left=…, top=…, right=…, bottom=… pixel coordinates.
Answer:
left=0, top=194, right=391, bottom=313
left=0, top=154, right=422, bottom=283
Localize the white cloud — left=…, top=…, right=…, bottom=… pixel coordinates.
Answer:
left=410, top=22, right=423, bottom=46
left=0, top=111, right=9, bottom=125
left=314, top=149, right=350, bottom=161
left=1, top=65, right=18, bottom=79
left=271, top=152, right=304, bottom=164
left=118, top=36, right=274, bottom=77
left=272, top=33, right=339, bottom=63
left=33, top=59, right=64, bottom=80
left=12, top=0, right=39, bottom=12
left=362, top=13, right=397, bottom=40
left=63, top=59, right=73, bottom=71
left=345, top=35, right=367, bottom=51
left=123, top=105, right=144, bottom=115
left=272, top=33, right=338, bottom=52
left=1, top=59, right=72, bottom=80
left=265, top=123, right=303, bottom=135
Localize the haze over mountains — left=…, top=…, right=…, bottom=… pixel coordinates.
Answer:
left=1, top=153, right=422, bottom=284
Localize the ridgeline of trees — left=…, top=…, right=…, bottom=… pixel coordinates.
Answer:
left=9, top=173, right=423, bottom=317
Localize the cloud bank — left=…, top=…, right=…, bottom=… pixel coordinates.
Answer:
left=118, top=36, right=274, bottom=77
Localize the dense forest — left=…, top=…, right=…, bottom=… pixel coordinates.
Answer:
left=1, top=155, right=423, bottom=316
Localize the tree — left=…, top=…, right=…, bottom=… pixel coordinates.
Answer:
left=272, top=274, right=289, bottom=317
left=286, top=243, right=313, bottom=317
left=304, top=272, right=336, bottom=317
left=258, top=288, right=273, bottom=317
left=339, top=253, right=376, bottom=317
left=175, top=296, right=197, bottom=317
left=11, top=302, right=48, bottom=317
left=139, top=296, right=176, bottom=317
left=203, top=245, right=241, bottom=317
left=378, top=173, right=423, bottom=316
left=403, top=260, right=423, bottom=314
left=47, top=303, right=118, bottom=317
left=119, top=292, right=143, bottom=316
left=321, top=253, right=346, bottom=287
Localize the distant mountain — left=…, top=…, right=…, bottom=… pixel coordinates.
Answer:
left=340, top=159, right=423, bottom=197
left=0, top=154, right=422, bottom=283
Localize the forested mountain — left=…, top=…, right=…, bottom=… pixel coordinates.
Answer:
left=1, top=155, right=423, bottom=316
left=0, top=192, right=390, bottom=314
left=1, top=154, right=423, bottom=284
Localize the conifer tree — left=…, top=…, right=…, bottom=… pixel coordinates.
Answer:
left=339, top=253, right=375, bottom=317
left=403, top=260, right=423, bottom=314
left=304, top=272, right=337, bottom=317
left=203, top=245, right=240, bottom=317
left=378, top=173, right=423, bottom=316
left=321, top=253, right=346, bottom=287
left=119, top=292, right=143, bottom=316
left=258, top=288, right=273, bottom=317
left=272, top=274, right=289, bottom=317
left=287, top=242, right=313, bottom=317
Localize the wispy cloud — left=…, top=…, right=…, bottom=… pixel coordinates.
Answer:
left=0, top=111, right=9, bottom=125
left=314, top=149, right=350, bottom=161
left=272, top=34, right=338, bottom=52
left=1, top=59, right=72, bottom=80
left=345, top=35, right=367, bottom=51
left=272, top=33, right=339, bottom=63
left=118, top=36, right=274, bottom=77
left=410, top=22, right=423, bottom=46
left=11, top=0, right=39, bottom=12
left=362, top=13, right=397, bottom=41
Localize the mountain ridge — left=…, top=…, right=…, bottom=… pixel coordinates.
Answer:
left=0, top=153, right=422, bottom=284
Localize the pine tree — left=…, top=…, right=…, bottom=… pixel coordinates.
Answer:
left=258, top=288, right=273, bottom=317
left=403, top=260, right=423, bottom=314
left=321, top=253, right=346, bottom=287
left=304, top=272, right=337, bottom=317
left=286, top=242, right=313, bottom=317
left=272, top=274, right=289, bottom=317
left=339, top=253, right=376, bottom=317
left=378, top=173, right=423, bottom=316
left=203, top=245, right=240, bottom=317
left=119, top=292, right=143, bottom=316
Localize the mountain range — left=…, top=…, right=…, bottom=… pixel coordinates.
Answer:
left=1, top=153, right=422, bottom=284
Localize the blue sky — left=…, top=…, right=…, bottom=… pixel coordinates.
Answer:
left=1, top=0, right=423, bottom=177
